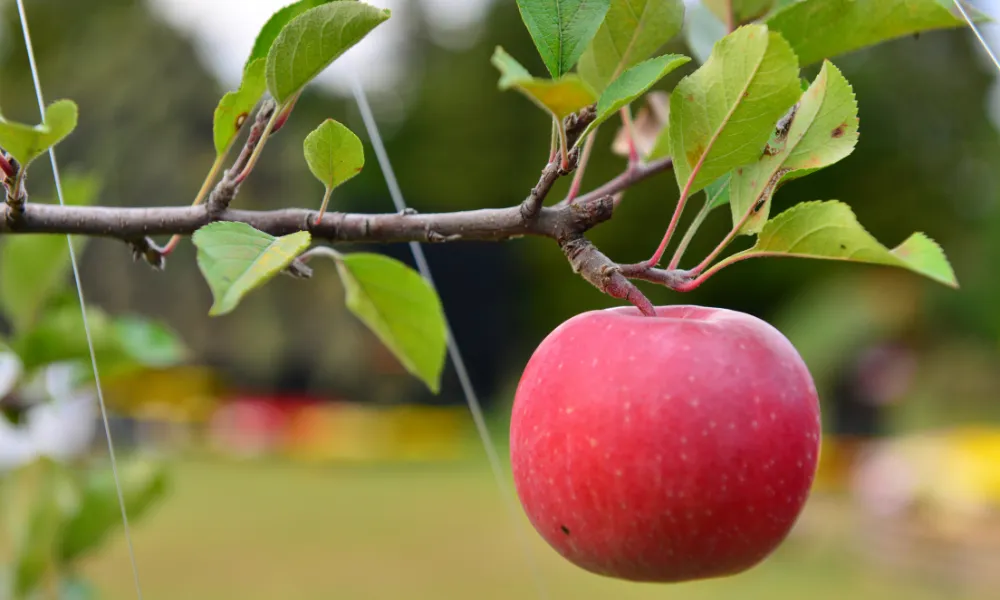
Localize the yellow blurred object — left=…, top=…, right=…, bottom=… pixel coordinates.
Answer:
left=103, top=366, right=222, bottom=422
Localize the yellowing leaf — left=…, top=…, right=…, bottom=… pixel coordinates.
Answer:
left=733, top=201, right=957, bottom=288
left=668, top=25, right=800, bottom=196
left=192, top=222, right=311, bottom=316
left=492, top=46, right=597, bottom=121
left=730, top=60, right=859, bottom=234
left=213, top=59, right=266, bottom=156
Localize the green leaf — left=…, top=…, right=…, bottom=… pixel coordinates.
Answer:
left=733, top=200, right=958, bottom=288
left=668, top=25, right=800, bottom=196
left=245, top=0, right=342, bottom=70
left=59, top=460, right=168, bottom=565
left=266, top=2, right=390, bottom=103
left=59, top=578, right=98, bottom=600
left=0, top=100, right=78, bottom=167
left=730, top=60, right=859, bottom=234
left=579, top=54, right=690, bottom=140
left=13, top=298, right=188, bottom=377
left=303, top=119, right=365, bottom=192
left=193, top=222, right=311, bottom=316
left=704, top=0, right=775, bottom=23
left=491, top=47, right=597, bottom=121
left=577, top=0, right=686, bottom=92
left=0, top=172, right=100, bottom=332
left=335, top=253, right=447, bottom=393
left=5, top=460, right=77, bottom=599
left=767, top=0, right=975, bottom=66
left=213, top=59, right=267, bottom=156
left=112, top=317, right=188, bottom=369
left=515, top=0, right=612, bottom=78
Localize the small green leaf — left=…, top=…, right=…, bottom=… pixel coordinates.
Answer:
left=193, top=222, right=311, bottom=316
left=304, top=119, right=365, bottom=192
left=730, top=60, right=859, bottom=234
left=733, top=200, right=958, bottom=287
left=266, top=2, right=390, bottom=103
left=668, top=25, right=800, bottom=195
left=213, top=59, right=267, bottom=156
left=245, top=0, right=342, bottom=70
left=767, top=0, right=976, bottom=66
left=515, top=0, right=612, bottom=78
left=579, top=54, right=689, bottom=140
left=0, top=173, right=100, bottom=332
left=704, top=0, right=775, bottom=23
left=0, top=100, right=78, bottom=167
left=59, top=460, right=169, bottom=565
left=336, top=253, right=447, bottom=393
left=578, top=0, right=686, bottom=92
left=492, top=47, right=597, bottom=121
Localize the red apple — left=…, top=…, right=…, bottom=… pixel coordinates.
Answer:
left=510, top=305, right=821, bottom=583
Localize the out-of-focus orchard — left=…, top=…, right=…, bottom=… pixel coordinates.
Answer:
left=1, top=0, right=1000, bottom=598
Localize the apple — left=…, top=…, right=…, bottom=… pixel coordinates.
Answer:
left=509, top=305, right=821, bottom=583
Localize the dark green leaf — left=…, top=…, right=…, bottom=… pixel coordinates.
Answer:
left=515, top=0, right=612, bottom=78
left=336, top=253, right=447, bottom=393
left=213, top=59, right=266, bottom=156
left=580, top=54, right=689, bottom=140
left=0, top=100, right=78, bottom=167
left=59, top=460, right=169, bottom=565
left=668, top=25, right=800, bottom=195
left=245, top=0, right=343, bottom=70
left=730, top=60, right=859, bottom=233
left=193, top=222, right=311, bottom=316
left=578, top=0, right=685, bottom=92
left=266, top=2, right=390, bottom=103
left=733, top=200, right=958, bottom=287
left=492, top=46, right=597, bottom=121
left=768, top=0, right=976, bottom=66
left=0, top=173, right=100, bottom=332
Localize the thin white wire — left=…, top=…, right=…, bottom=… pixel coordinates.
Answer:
left=13, top=3, right=145, bottom=599
left=954, top=0, right=1000, bottom=72
left=349, top=78, right=550, bottom=599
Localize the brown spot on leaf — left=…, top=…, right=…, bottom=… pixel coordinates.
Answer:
left=685, top=94, right=695, bottom=102
left=737, top=168, right=744, bottom=175
left=686, top=144, right=705, bottom=166
left=235, top=112, right=248, bottom=130
left=831, top=123, right=847, bottom=138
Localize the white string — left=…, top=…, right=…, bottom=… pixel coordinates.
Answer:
left=954, top=0, right=1000, bottom=72
left=349, top=78, right=550, bottom=599
left=13, top=3, right=145, bottom=599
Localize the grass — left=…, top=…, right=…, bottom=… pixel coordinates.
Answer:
left=80, top=457, right=987, bottom=600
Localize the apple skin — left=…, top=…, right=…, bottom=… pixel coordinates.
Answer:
left=510, top=305, right=821, bottom=583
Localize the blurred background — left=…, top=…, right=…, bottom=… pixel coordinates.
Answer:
left=2, top=0, right=1000, bottom=598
